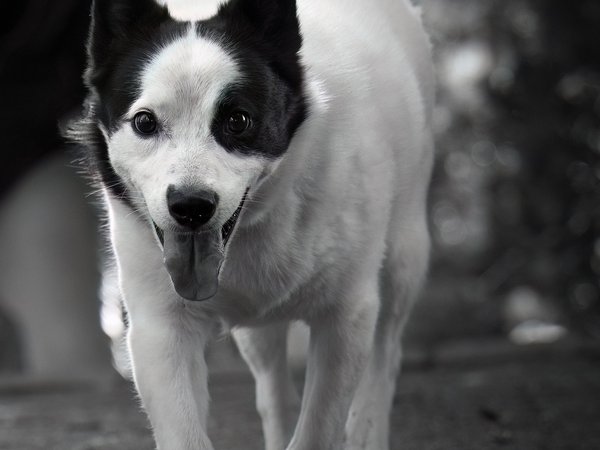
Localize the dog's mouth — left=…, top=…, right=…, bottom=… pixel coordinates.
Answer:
left=221, top=189, right=248, bottom=245
left=152, top=190, right=248, bottom=302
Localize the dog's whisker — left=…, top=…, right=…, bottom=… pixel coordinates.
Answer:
left=85, top=181, right=126, bottom=198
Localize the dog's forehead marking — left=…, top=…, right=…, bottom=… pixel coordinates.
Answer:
left=159, top=0, right=223, bottom=21
left=130, top=26, right=240, bottom=125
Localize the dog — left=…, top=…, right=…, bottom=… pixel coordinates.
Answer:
left=70, top=0, right=434, bottom=448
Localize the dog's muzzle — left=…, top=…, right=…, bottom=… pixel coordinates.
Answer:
left=152, top=190, right=248, bottom=301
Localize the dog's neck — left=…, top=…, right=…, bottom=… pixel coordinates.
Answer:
left=237, top=75, right=330, bottom=228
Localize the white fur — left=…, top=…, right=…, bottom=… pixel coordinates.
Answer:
left=106, top=0, right=434, bottom=449
left=158, top=0, right=224, bottom=21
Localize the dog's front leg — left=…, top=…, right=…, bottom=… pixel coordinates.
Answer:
left=233, top=323, right=300, bottom=450
left=110, top=200, right=215, bottom=450
left=287, top=288, right=379, bottom=450
left=127, top=303, right=215, bottom=450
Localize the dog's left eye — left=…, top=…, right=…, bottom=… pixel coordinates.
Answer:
left=133, top=111, right=158, bottom=136
left=226, top=111, right=252, bottom=135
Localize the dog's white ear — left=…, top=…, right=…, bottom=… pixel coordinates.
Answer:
left=87, top=0, right=169, bottom=85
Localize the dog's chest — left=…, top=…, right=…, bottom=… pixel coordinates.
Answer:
left=213, top=198, right=355, bottom=321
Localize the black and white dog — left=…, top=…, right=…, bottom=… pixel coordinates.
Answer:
left=71, top=0, right=434, bottom=448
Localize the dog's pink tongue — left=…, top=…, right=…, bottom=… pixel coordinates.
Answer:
left=163, top=231, right=224, bottom=301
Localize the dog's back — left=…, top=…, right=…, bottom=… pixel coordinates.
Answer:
left=297, top=0, right=435, bottom=227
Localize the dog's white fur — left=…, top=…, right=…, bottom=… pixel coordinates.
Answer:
left=106, top=0, right=434, bottom=449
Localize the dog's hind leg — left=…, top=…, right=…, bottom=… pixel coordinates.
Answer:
left=345, top=224, right=430, bottom=450
left=233, top=323, right=300, bottom=450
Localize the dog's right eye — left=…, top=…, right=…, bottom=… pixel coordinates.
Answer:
left=226, top=111, right=252, bottom=135
left=132, top=111, right=158, bottom=136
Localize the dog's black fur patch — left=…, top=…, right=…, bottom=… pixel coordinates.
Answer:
left=67, top=0, right=306, bottom=205
left=204, top=0, right=307, bottom=157
left=67, top=0, right=179, bottom=204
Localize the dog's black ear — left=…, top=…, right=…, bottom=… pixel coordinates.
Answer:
left=87, top=0, right=169, bottom=86
left=218, top=0, right=303, bottom=86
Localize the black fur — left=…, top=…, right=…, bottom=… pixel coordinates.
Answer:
left=215, top=0, right=304, bottom=90
left=204, top=0, right=307, bottom=157
left=68, top=0, right=178, bottom=203
left=67, top=0, right=306, bottom=204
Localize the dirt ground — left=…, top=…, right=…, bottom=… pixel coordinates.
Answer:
left=1, top=339, right=599, bottom=450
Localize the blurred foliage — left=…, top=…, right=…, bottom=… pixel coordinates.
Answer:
left=426, top=0, right=600, bottom=338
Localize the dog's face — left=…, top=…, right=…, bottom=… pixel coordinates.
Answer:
left=77, top=0, right=306, bottom=300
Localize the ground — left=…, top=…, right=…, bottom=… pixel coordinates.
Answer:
left=1, top=338, right=599, bottom=450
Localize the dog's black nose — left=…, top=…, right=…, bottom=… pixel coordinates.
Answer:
left=167, top=186, right=218, bottom=229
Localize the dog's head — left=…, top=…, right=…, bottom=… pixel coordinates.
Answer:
left=72, top=0, right=306, bottom=300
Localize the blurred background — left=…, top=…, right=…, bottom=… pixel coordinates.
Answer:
left=0, top=0, right=599, bottom=381
left=417, top=0, right=600, bottom=348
